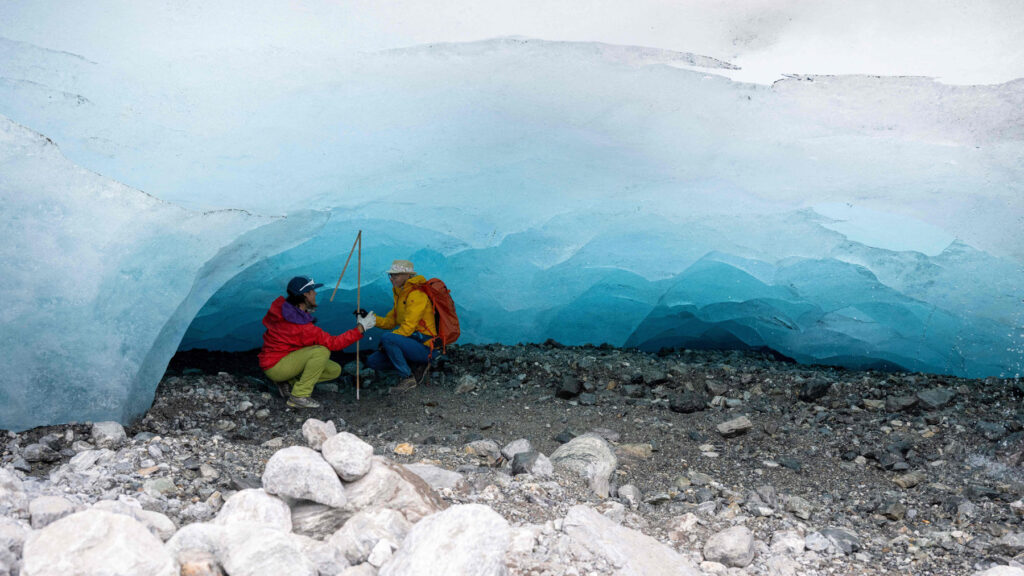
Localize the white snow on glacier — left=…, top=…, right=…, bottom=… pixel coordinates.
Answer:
left=0, top=15, right=1022, bottom=429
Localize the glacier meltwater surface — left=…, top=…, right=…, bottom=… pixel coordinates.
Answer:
left=1, top=37, right=1022, bottom=430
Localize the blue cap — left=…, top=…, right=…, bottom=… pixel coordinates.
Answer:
left=287, top=276, right=323, bottom=296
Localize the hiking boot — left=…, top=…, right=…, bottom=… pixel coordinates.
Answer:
left=389, top=376, right=418, bottom=394
left=413, top=363, right=431, bottom=386
left=287, top=395, right=321, bottom=409
left=276, top=381, right=291, bottom=399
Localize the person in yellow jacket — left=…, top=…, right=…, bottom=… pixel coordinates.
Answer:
left=366, top=260, right=437, bottom=392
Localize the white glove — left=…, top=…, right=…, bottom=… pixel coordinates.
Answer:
left=357, top=311, right=376, bottom=332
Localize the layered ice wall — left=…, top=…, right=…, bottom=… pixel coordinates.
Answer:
left=0, top=35, right=1022, bottom=429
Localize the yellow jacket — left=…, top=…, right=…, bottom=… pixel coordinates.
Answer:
left=376, top=275, right=437, bottom=337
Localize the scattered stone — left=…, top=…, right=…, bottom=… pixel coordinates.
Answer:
left=302, top=418, right=337, bottom=450
left=178, top=550, right=224, bottom=576
left=556, top=375, right=582, bottom=399
left=454, top=375, right=478, bottom=394
left=917, top=388, right=956, bottom=410
left=329, top=507, right=411, bottom=565
left=893, top=470, right=926, bottom=489
left=703, top=525, right=755, bottom=568
left=403, top=463, right=466, bottom=491
left=550, top=434, right=618, bottom=498
left=885, top=395, right=917, bottom=412
left=820, top=527, right=860, bottom=555
left=463, top=439, right=503, bottom=465
left=394, top=443, right=415, bottom=456
left=22, top=444, right=60, bottom=463
left=380, top=504, right=510, bottom=576
left=28, top=495, right=76, bottom=529
left=798, top=378, right=831, bottom=402
left=670, top=391, right=707, bottom=413
left=510, top=451, right=554, bottom=477
left=615, top=443, right=653, bottom=460
left=770, top=530, right=805, bottom=555
left=340, top=457, right=447, bottom=523
left=501, top=438, right=533, bottom=460
left=562, top=505, right=702, bottom=576
left=717, top=416, right=753, bottom=438
left=90, top=421, right=127, bottom=449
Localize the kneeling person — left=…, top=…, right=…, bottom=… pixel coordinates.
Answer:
left=258, top=276, right=376, bottom=408
left=367, top=260, right=435, bottom=392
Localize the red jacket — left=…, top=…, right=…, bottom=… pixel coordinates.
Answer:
left=258, top=297, right=363, bottom=370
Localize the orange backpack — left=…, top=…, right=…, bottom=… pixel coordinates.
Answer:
left=413, top=278, right=460, bottom=352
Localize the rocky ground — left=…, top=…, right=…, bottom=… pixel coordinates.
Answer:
left=3, top=343, right=1024, bottom=575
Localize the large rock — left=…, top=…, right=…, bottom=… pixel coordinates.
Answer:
left=550, top=434, right=618, bottom=498
left=917, top=388, right=955, bottom=410
left=322, top=433, right=374, bottom=482
left=0, top=468, right=28, bottom=517
left=340, top=457, right=447, bottom=523
left=21, top=509, right=176, bottom=576
left=295, top=534, right=350, bottom=575
left=91, top=498, right=177, bottom=541
left=290, top=503, right=350, bottom=540
left=90, top=421, right=126, bottom=449
left=302, top=419, right=338, bottom=451
left=165, top=522, right=226, bottom=560
left=329, top=507, right=412, bottom=565
left=798, top=378, right=831, bottom=402
left=29, top=495, right=77, bottom=529
left=213, top=489, right=292, bottom=531
left=220, top=525, right=317, bottom=576
left=501, top=439, right=533, bottom=461
left=511, top=451, right=554, bottom=477
left=380, top=504, right=510, bottom=576
left=703, top=525, right=755, bottom=568
left=262, top=446, right=347, bottom=508
left=404, top=463, right=466, bottom=491
left=717, top=416, right=753, bottom=438
left=974, top=567, right=1024, bottom=576
left=0, top=517, right=29, bottom=558
left=562, top=505, right=702, bottom=576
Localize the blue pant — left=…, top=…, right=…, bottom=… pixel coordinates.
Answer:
left=366, top=332, right=431, bottom=378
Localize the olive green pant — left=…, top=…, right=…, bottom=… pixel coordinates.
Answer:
left=264, top=345, right=341, bottom=398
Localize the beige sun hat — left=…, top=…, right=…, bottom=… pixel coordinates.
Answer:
left=387, top=259, right=415, bottom=275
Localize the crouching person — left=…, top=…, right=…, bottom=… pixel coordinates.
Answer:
left=367, top=260, right=435, bottom=393
left=258, top=276, right=376, bottom=408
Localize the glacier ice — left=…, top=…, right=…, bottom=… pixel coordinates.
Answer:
left=0, top=117, right=324, bottom=431
left=0, top=33, right=1022, bottom=430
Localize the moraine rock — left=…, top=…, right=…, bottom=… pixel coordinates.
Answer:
left=322, top=433, right=374, bottom=482
left=464, top=439, right=503, bottom=466
left=669, top=391, right=707, bottom=414
left=819, top=527, right=861, bottom=555
left=0, top=468, right=29, bottom=518
left=974, top=567, right=1024, bottom=576
left=340, top=457, right=447, bottom=523
left=556, top=375, right=582, bottom=399
left=22, top=444, right=60, bottom=463
left=90, top=497, right=177, bottom=541
left=28, top=495, right=77, bottom=529
left=177, top=550, right=223, bottom=576
left=262, top=446, right=347, bottom=508
left=717, top=416, right=753, bottom=438
left=90, top=421, right=126, bottom=450
left=220, top=524, right=317, bottom=576
left=380, top=504, right=510, bottom=576
left=294, top=534, right=350, bottom=576
left=769, top=530, right=805, bottom=556
left=0, top=517, right=29, bottom=560
left=501, top=439, right=533, bottom=461
left=328, top=507, right=411, bottom=565
left=404, top=463, right=466, bottom=491
left=703, top=525, right=756, bottom=568
left=798, top=378, right=831, bottom=402
left=885, top=395, right=918, bottom=413
left=213, top=489, right=291, bottom=531
left=562, top=505, right=702, bottom=576
left=917, top=388, right=956, bottom=410
left=302, top=419, right=338, bottom=451
left=511, top=451, right=553, bottom=477
left=21, top=509, right=176, bottom=576
left=550, top=434, right=618, bottom=498
left=991, top=532, right=1024, bottom=556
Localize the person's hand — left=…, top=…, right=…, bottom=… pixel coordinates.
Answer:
left=357, top=311, right=376, bottom=332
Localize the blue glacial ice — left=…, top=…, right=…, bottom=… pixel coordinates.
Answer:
left=0, top=35, right=1022, bottom=430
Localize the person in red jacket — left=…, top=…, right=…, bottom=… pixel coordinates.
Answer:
left=258, top=276, right=376, bottom=409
